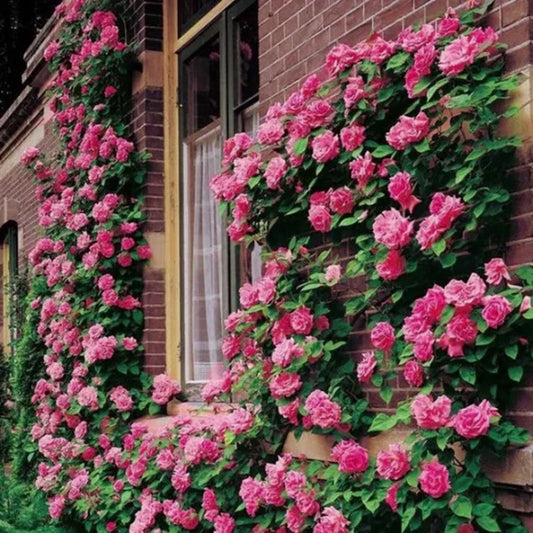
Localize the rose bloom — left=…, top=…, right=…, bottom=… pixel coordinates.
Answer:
left=325, top=43, right=360, bottom=76
left=444, top=273, right=486, bottom=308
left=376, top=249, right=405, bottom=280
left=484, top=258, right=511, bottom=285
left=419, top=460, right=450, bottom=498
left=152, top=374, right=181, bottom=405
left=257, top=119, right=285, bottom=145
left=329, top=187, right=354, bottom=215
left=371, top=322, right=395, bottom=351
left=410, top=394, right=451, bottom=430
left=413, top=330, right=435, bottom=362
left=452, top=400, right=499, bottom=439
left=439, top=35, right=478, bottom=76
left=331, top=440, right=369, bottom=473
left=372, top=209, right=413, bottom=249
left=386, top=111, right=430, bottom=151
left=308, top=204, right=332, bottom=233
left=313, top=507, right=350, bottom=533
left=272, top=338, right=304, bottom=367
left=340, top=123, right=365, bottom=151
left=376, top=444, right=410, bottom=480
left=481, top=295, right=513, bottom=329
left=304, top=389, right=342, bottom=428
left=403, top=360, right=424, bottom=387
left=385, top=482, right=399, bottom=512
left=265, top=156, right=287, bottom=190
left=325, top=264, right=342, bottom=283
left=311, top=130, right=340, bottom=163
left=289, top=306, right=314, bottom=335
left=349, top=151, right=375, bottom=188
left=356, top=351, right=376, bottom=384
left=458, top=524, right=477, bottom=533
left=388, top=171, right=420, bottom=213
left=269, top=372, right=302, bottom=399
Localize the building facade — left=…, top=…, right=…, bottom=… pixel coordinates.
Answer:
left=1, top=0, right=533, bottom=526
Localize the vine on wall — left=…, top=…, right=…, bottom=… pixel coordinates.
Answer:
left=21, top=0, right=533, bottom=532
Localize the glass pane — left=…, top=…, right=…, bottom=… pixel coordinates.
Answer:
left=178, top=0, right=218, bottom=35
left=182, top=125, right=226, bottom=382
left=184, top=35, right=220, bottom=136
left=235, top=3, right=259, bottom=106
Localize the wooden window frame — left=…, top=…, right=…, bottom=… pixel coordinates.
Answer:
left=1, top=223, right=18, bottom=354
left=163, top=0, right=258, bottom=388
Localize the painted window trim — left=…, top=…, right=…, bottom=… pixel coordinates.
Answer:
left=163, top=0, right=258, bottom=389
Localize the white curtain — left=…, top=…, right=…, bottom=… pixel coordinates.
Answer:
left=183, top=124, right=226, bottom=382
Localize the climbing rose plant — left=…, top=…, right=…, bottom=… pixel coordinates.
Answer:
left=22, top=0, right=533, bottom=532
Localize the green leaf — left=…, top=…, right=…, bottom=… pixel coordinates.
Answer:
left=426, top=77, right=449, bottom=100
left=413, top=137, right=431, bottom=153
left=508, top=365, right=523, bottom=382
left=459, top=366, right=476, bottom=385
left=372, top=145, right=394, bottom=158
left=431, top=239, right=447, bottom=256
left=368, top=413, right=397, bottom=432
left=476, top=516, right=501, bottom=532
left=386, top=51, right=411, bottom=70
left=292, top=137, right=308, bottom=156
left=451, top=496, right=473, bottom=519
left=440, top=252, right=457, bottom=268
left=455, top=166, right=473, bottom=184
left=474, top=503, right=495, bottom=517
left=505, top=345, right=518, bottom=359
left=380, top=386, right=393, bottom=404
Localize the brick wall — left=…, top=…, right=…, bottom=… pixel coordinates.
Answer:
left=127, top=0, right=167, bottom=375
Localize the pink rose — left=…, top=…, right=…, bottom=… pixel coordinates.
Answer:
left=443, top=311, right=478, bottom=357
left=444, top=273, right=486, bottom=308
left=403, top=360, right=424, bottom=387
left=484, top=258, right=511, bottom=285
left=325, top=43, right=360, bottom=76
left=110, top=386, right=133, bottom=411
left=314, top=507, right=350, bottom=533
left=214, top=513, right=235, bottom=533
left=411, top=394, right=451, bottom=430
left=278, top=398, right=300, bottom=424
left=269, top=372, right=302, bottom=399
left=413, top=330, right=435, bottom=362
left=419, top=460, right=450, bottom=498
left=398, top=24, right=436, bottom=52
left=305, top=99, right=334, bottom=128
left=304, top=389, right=342, bottom=428
left=265, top=157, right=287, bottom=189
left=376, top=444, right=410, bottom=480
left=385, top=483, right=399, bottom=512
left=373, top=209, right=413, bottom=249
left=438, top=9, right=460, bottom=38
left=386, top=112, right=430, bottom=151
left=452, top=400, right=499, bottom=439
left=308, top=204, right=332, bottom=233
left=439, top=35, right=478, bottom=76
left=331, top=440, right=369, bottom=473
left=520, top=295, right=531, bottom=313
left=329, top=187, right=354, bottom=215
left=257, top=119, right=285, bottom=145
left=344, top=75, right=366, bottom=109
left=272, top=338, right=304, bottom=367
left=290, top=306, right=314, bottom=335
left=311, top=131, right=340, bottom=163
left=239, top=477, right=264, bottom=517
left=152, top=374, right=181, bottom=405
left=356, top=351, right=376, bottom=384
left=376, top=249, right=405, bottom=280
left=340, top=124, right=365, bottom=151
left=239, top=283, right=259, bottom=308
left=481, top=295, right=513, bottom=329
left=458, top=524, right=477, bottom=533
left=388, top=171, right=420, bottom=213
left=21, top=146, right=40, bottom=165
left=349, top=151, right=375, bottom=188
left=371, top=322, right=395, bottom=351
left=325, top=264, right=342, bottom=283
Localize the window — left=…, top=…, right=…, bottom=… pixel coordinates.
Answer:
left=178, top=0, right=258, bottom=384
left=1, top=223, right=18, bottom=353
